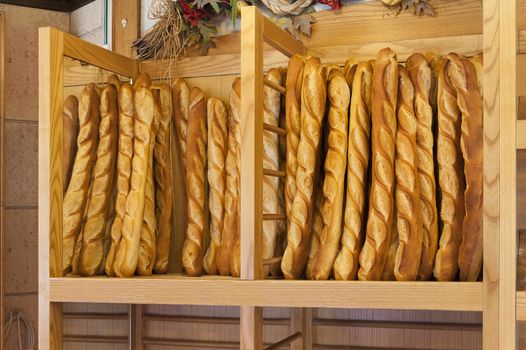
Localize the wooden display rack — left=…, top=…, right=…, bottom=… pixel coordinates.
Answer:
left=38, top=1, right=520, bottom=349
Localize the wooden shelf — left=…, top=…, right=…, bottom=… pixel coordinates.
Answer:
left=517, top=291, right=526, bottom=320
left=48, top=275, right=482, bottom=311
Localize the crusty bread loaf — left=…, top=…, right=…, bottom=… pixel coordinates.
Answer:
left=105, top=83, right=135, bottom=276
left=358, top=48, right=398, bottom=281
left=469, top=53, right=483, bottom=99
left=134, top=73, right=152, bottom=89
left=262, top=69, right=283, bottom=276
left=282, top=57, right=327, bottom=280
left=136, top=90, right=161, bottom=276
left=333, top=61, right=373, bottom=280
left=382, top=210, right=398, bottom=281
left=406, top=53, right=438, bottom=281
left=172, top=78, right=190, bottom=171
left=433, top=57, right=465, bottom=281
left=63, top=95, right=80, bottom=193
left=203, top=97, right=228, bottom=275
left=448, top=53, right=483, bottom=282
left=182, top=87, right=208, bottom=277
left=62, top=84, right=100, bottom=274
left=306, top=71, right=350, bottom=280
left=151, top=84, right=174, bottom=274
left=108, top=74, right=121, bottom=91
left=285, top=55, right=305, bottom=223
left=113, top=86, right=155, bottom=277
left=78, top=85, right=119, bottom=276
left=307, top=179, right=324, bottom=274
left=393, top=65, right=423, bottom=281
left=343, top=58, right=358, bottom=88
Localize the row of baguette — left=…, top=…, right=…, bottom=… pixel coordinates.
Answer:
left=278, top=48, right=483, bottom=281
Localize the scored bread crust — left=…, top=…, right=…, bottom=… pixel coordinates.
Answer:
left=78, top=85, right=119, bottom=276
left=285, top=55, right=305, bottom=224
left=62, top=84, right=100, bottom=275
left=393, top=65, right=423, bottom=281
left=216, top=79, right=241, bottom=276
left=136, top=90, right=161, bottom=276
left=281, top=57, right=327, bottom=280
left=433, top=57, right=465, bottom=281
left=63, top=95, right=80, bottom=193
left=152, top=84, right=174, bottom=274
left=113, top=86, right=155, bottom=277
left=182, top=87, right=208, bottom=277
left=448, top=53, right=483, bottom=282
left=306, top=71, right=350, bottom=280
left=469, top=53, right=483, bottom=99
left=406, top=53, right=438, bottom=281
left=172, top=78, right=190, bottom=171
left=358, top=48, right=398, bottom=281
left=262, top=69, right=283, bottom=276
left=203, top=97, right=228, bottom=275
left=382, top=207, right=398, bottom=281
left=333, top=61, right=373, bottom=281
left=343, top=58, right=358, bottom=89
left=105, top=83, right=135, bottom=276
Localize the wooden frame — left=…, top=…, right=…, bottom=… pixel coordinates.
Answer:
left=0, top=10, right=4, bottom=348
left=38, top=1, right=521, bottom=349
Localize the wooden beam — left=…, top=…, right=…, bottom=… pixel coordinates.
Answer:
left=129, top=305, right=143, bottom=349
left=291, top=308, right=312, bottom=350
left=241, top=306, right=263, bottom=350
left=112, top=0, right=140, bottom=58
left=0, top=11, right=4, bottom=349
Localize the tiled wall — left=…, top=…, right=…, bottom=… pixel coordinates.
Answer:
left=0, top=4, right=69, bottom=348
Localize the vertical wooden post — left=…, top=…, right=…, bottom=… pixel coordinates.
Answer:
left=129, top=305, right=143, bottom=349
left=0, top=11, right=4, bottom=348
left=483, top=1, right=517, bottom=349
left=290, top=308, right=312, bottom=350
left=112, top=0, right=140, bottom=57
left=241, top=306, right=263, bottom=350
left=38, top=27, right=65, bottom=350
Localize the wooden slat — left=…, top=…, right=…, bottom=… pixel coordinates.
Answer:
left=49, top=277, right=483, bottom=311
left=240, top=5, right=264, bottom=281
left=62, top=312, right=129, bottom=320
left=517, top=291, right=526, bottom=320
left=142, top=314, right=290, bottom=326
left=264, top=78, right=286, bottom=95
left=129, top=304, right=142, bottom=349
left=307, top=0, right=482, bottom=48
left=63, top=335, right=128, bottom=344
left=63, top=56, right=131, bottom=87
left=112, top=0, right=140, bottom=58
left=0, top=12, right=4, bottom=348
left=264, top=332, right=302, bottom=350
left=263, top=123, right=287, bottom=136
left=259, top=9, right=305, bottom=57
left=38, top=26, right=64, bottom=350
left=241, top=306, right=263, bottom=350
left=518, top=120, right=526, bottom=149
left=291, top=308, right=312, bottom=350
left=62, top=30, right=138, bottom=78
left=312, top=318, right=482, bottom=332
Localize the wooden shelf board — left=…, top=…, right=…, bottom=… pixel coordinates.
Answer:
left=49, top=275, right=482, bottom=311
left=517, top=291, right=526, bottom=321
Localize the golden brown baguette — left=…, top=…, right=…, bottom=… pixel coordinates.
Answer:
left=105, top=83, right=135, bottom=276
left=382, top=209, right=398, bottom=281
left=108, top=74, right=121, bottom=91
left=448, top=53, right=483, bottom=282
left=306, top=71, right=350, bottom=280
left=216, top=79, right=241, bottom=276
left=113, top=86, right=155, bottom=277
left=63, top=95, right=80, bottom=193
left=229, top=82, right=242, bottom=278
left=282, top=57, right=327, bottom=280
left=307, top=179, right=324, bottom=274
left=333, top=61, right=373, bottom=280
left=172, top=77, right=190, bottom=171
left=203, top=97, right=228, bottom=275
left=406, top=53, right=438, bottom=281
left=151, top=84, right=174, bottom=274
left=78, top=85, right=119, bottom=276
left=433, top=57, right=465, bottom=281
left=470, top=53, right=483, bottom=99
left=393, top=65, right=423, bottom=281
left=285, top=55, right=305, bottom=224
left=136, top=91, right=161, bottom=276
left=262, top=69, right=283, bottom=276
left=62, top=84, right=100, bottom=274
left=343, top=58, right=358, bottom=88
left=358, top=48, right=398, bottom=281
left=182, top=87, right=208, bottom=277
left=134, top=73, right=152, bottom=89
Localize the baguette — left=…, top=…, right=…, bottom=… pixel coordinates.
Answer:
left=136, top=90, right=161, bottom=276
left=217, top=79, right=241, bottom=276
left=433, top=57, right=465, bottom=281
left=113, top=86, right=155, bottom=277
left=203, top=97, right=228, bottom=275
left=343, top=58, right=358, bottom=88
left=182, top=87, right=208, bottom=277
left=151, top=84, right=174, bottom=274
left=262, top=69, right=283, bottom=276
left=393, top=65, right=423, bottom=281
left=358, top=48, right=398, bottom=281
left=282, top=57, right=327, bottom=279
left=382, top=209, right=398, bottom=281
left=134, top=73, right=152, bottom=89
left=448, top=53, right=483, bottom=282
left=63, top=95, right=80, bottom=193
left=105, top=83, right=135, bottom=276
left=108, top=74, right=121, bottom=90
left=306, top=71, right=350, bottom=280
left=172, top=78, right=190, bottom=171
left=62, top=84, right=100, bottom=274
left=406, top=53, right=438, bottom=281
left=78, top=85, right=119, bottom=276
left=470, top=53, right=483, bottom=99
left=230, top=83, right=242, bottom=278
left=333, top=61, right=373, bottom=280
